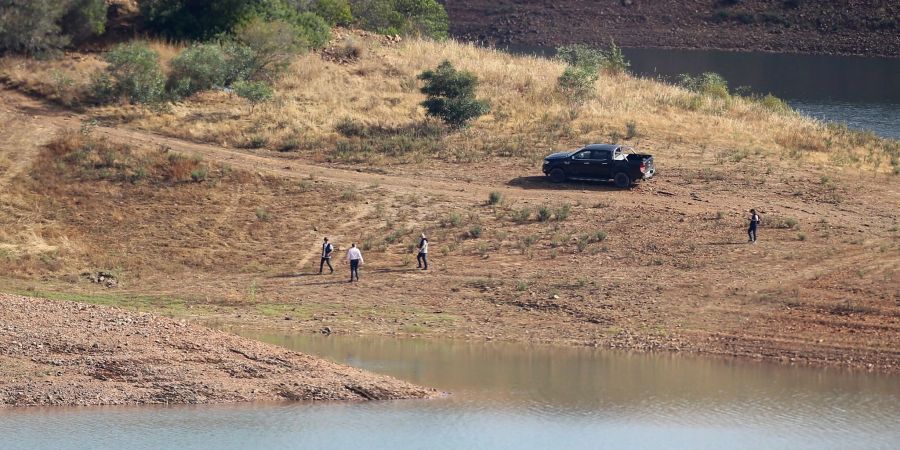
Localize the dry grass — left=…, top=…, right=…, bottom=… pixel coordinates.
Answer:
left=2, top=32, right=896, bottom=173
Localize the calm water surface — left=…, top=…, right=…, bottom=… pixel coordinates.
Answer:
left=515, top=46, right=900, bottom=139
left=2, top=332, right=899, bottom=449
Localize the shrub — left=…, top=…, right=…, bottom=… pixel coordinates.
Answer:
left=598, top=40, right=630, bottom=75
left=557, top=41, right=629, bottom=75
left=103, top=42, right=166, bottom=105
left=190, top=167, right=208, bottom=182
left=294, top=12, right=332, bottom=49
left=556, top=44, right=603, bottom=72
left=140, top=0, right=258, bottom=40
left=468, top=225, right=483, bottom=238
left=443, top=212, right=462, bottom=227
left=625, top=120, right=638, bottom=139
left=351, top=0, right=449, bottom=39
left=167, top=43, right=229, bottom=98
left=0, top=0, right=106, bottom=55
left=512, top=207, right=531, bottom=223
left=488, top=191, right=503, bottom=205
left=233, top=80, right=273, bottom=109
left=678, top=72, right=730, bottom=98
left=537, top=205, right=552, bottom=222
left=62, top=0, right=108, bottom=43
left=555, top=203, right=571, bottom=221
left=557, top=67, right=597, bottom=104
left=418, top=60, right=489, bottom=128
left=233, top=18, right=306, bottom=82
left=313, top=0, right=353, bottom=26
left=757, top=93, right=793, bottom=114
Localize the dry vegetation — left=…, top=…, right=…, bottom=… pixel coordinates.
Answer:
left=2, top=31, right=897, bottom=173
left=0, top=31, right=898, bottom=372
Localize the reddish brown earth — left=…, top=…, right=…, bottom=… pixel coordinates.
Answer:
left=0, top=294, right=438, bottom=407
left=444, top=0, right=900, bottom=57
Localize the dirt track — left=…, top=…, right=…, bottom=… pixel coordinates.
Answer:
left=1, top=88, right=899, bottom=374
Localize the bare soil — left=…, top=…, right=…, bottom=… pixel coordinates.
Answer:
left=0, top=88, right=898, bottom=377
left=0, top=294, right=437, bottom=407
left=445, top=0, right=900, bottom=57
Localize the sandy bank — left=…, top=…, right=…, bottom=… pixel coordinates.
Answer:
left=0, top=294, right=437, bottom=407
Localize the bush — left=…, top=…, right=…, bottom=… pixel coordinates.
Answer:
left=678, top=72, right=730, bottom=98
left=167, top=43, right=229, bottom=98
left=488, top=191, right=502, bottom=205
left=557, top=66, right=597, bottom=103
left=140, top=0, right=258, bottom=40
left=556, top=44, right=603, bottom=72
left=234, top=18, right=306, bottom=82
left=234, top=80, right=273, bottom=109
left=313, top=0, right=353, bottom=26
left=0, top=0, right=107, bottom=55
left=537, top=205, right=552, bottom=222
left=294, top=11, right=332, bottom=49
left=557, top=41, right=629, bottom=75
left=351, top=0, right=449, bottom=39
left=555, top=203, right=571, bottom=221
left=62, top=0, right=108, bottom=43
left=418, top=61, right=489, bottom=127
left=599, top=40, right=630, bottom=75
left=468, top=225, right=482, bottom=238
left=103, top=42, right=166, bottom=105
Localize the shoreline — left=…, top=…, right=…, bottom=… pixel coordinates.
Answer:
left=0, top=294, right=439, bottom=408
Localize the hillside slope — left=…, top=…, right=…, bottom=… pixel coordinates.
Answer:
left=0, top=32, right=898, bottom=373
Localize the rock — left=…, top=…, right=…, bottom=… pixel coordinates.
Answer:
left=320, top=327, right=332, bottom=335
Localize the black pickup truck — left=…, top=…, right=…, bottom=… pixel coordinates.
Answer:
left=542, top=144, right=655, bottom=188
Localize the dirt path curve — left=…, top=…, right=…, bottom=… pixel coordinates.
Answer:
left=0, top=90, right=727, bottom=216
left=4, top=88, right=879, bottom=235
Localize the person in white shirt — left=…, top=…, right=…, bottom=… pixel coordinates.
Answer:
left=416, top=233, right=428, bottom=270
left=347, top=243, right=363, bottom=282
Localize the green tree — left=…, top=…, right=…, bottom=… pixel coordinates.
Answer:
left=313, top=0, right=353, bottom=26
left=0, top=0, right=107, bottom=55
left=139, top=0, right=258, bottom=40
left=234, top=18, right=306, bottom=82
left=418, top=60, right=489, bottom=128
left=294, top=11, right=332, bottom=48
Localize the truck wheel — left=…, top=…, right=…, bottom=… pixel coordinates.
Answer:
left=549, top=168, right=566, bottom=183
left=613, top=172, right=632, bottom=188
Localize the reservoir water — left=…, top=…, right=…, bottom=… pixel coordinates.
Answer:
left=2, top=333, right=899, bottom=449
left=517, top=46, right=900, bottom=139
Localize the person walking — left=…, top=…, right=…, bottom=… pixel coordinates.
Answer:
left=416, top=233, right=429, bottom=270
left=347, top=243, right=363, bottom=282
left=318, top=237, right=334, bottom=274
left=748, top=209, right=761, bottom=243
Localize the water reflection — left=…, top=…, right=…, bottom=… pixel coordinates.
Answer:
left=2, top=332, right=899, bottom=450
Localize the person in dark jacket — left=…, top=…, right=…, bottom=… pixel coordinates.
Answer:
left=318, top=237, right=334, bottom=274
left=416, top=233, right=428, bottom=270
left=748, top=209, right=761, bottom=243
